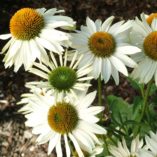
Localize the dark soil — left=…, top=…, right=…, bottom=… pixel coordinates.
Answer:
left=0, top=0, right=157, bottom=157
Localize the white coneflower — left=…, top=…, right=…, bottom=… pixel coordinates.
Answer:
left=108, top=136, right=144, bottom=157
left=29, top=50, right=93, bottom=99
left=130, top=13, right=157, bottom=85
left=20, top=91, right=106, bottom=156
left=71, top=16, right=140, bottom=85
left=0, top=8, right=75, bottom=72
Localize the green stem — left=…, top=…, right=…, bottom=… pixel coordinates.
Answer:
left=134, top=80, right=153, bottom=137
left=139, top=80, right=153, bottom=121
left=98, top=75, right=102, bottom=106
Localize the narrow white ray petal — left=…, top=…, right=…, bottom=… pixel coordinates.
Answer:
left=48, top=133, right=60, bottom=155
left=116, top=46, right=141, bottom=55
left=49, top=52, right=58, bottom=67
left=69, top=133, right=84, bottom=157
left=64, top=134, right=71, bottom=157
left=110, top=56, right=128, bottom=76
left=92, top=58, right=102, bottom=79
left=80, top=121, right=107, bottom=134
left=79, top=113, right=99, bottom=123
left=143, top=61, right=156, bottom=83
left=77, top=66, right=92, bottom=78
left=59, top=54, right=63, bottom=66
left=56, top=135, right=62, bottom=157
left=73, top=131, right=93, bottom=153
left=114, top=20, right=132, bottom=35
left=102, top=58, right=111, bottom=83
left=6, top=40, right=22, bottom=59
left=95, top=19, right=102, bottom=31
left=151, top=18, right=157, bottom=30
left=73, top=54, right=83, bottom=69
left=70, top=51, right=78, bottom=68
left=77, top=76, right=93, bottom=81
left=87, top=106, right=104, bottom=115
left=86, top=17, right=96, bottom=34
left=2, top=38, right=14, bottom=53
left=111, top=65, right=119, bottom=85
left=0, top=34, right=11, bottom=40
left=64, top=50, right=68, bottom=66
left=140, top=13, right=152, bottom=33
left=36, top=131, right=54, bottom=144
left=108, top=21, right=124, bottom=34
left=29, top=68, right=48, bottom=79
left=78, top=91, right=96, bottom=109
left=114, top=53, right=137, bottom=68
left=33, top=62, right=50, bottom=73
left=101, top=16, right=114, bottom=31
left=29, top=39, right=41, bottom=60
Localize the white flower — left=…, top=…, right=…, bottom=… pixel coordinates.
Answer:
left=0, top=8, right=75, bottom=72
left=29, top=50, right=93, bottom=99
left=108, top=136, right=144, bottom=157
left=130, top=13, right=157, bottom=85
left=145, top=131, right=157, bottom=156
left=20, top=91, right=106, bottom=156
left=71, top=16, right=140, bottom=85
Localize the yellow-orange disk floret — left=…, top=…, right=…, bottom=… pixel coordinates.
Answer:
left=10, top=8, right=45, bottom=40
left=48, top=102, right=78, bottom=134
left=147, top=13, right=157, bottom=25
left=143, top=31, right=157, bottom=60
left=88, top=32, right=116, bottom=57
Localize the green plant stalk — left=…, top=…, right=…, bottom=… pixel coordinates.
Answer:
left=139, top=80, right=153, bottom=121
left=98, top=75, right=102, bottom=106
left=134, top=80, right=153, bottom=136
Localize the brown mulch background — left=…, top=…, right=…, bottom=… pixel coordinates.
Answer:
left=0, top=0, right=157, bottom=157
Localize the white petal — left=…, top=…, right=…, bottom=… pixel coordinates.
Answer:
left=115, top=53, right=137, bottom=68
left=102, top=58, right=111, bottom=83
left=69, top=133, right=84, bottom=157
left=78, top=91, right=97, bottom=109
left=86, top=17, right=96, bottom=34
left=116, top=46, right=141, bottom=55
left=48, top=134, right=60, bottom=155
left=101, top=16, right=114, bottom=31
left=0, top=34, right=12, bottom=40
left=56, top=135, right=62, bottom=157
left=151, top=18, right=157, bottom=30
left=110, top=56, right=128, bottom=76
left=64, top=134, right=71, bottom=157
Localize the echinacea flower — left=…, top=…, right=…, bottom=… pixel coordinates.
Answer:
left=130, top=13, right=157, bottom=85
left=0, top=8, right=75, bottom=72
left=108, top=136, right=144, bottom=157
left=71, top=17, right=140, bottom=85
left=29, top=50, right=92, bottom=99
left=19, top=91, right=106, bottom=156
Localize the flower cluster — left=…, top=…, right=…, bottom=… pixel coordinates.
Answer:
left=1, top=6, right=157, bottom=157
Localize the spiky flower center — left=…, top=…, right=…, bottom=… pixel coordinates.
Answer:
left=143, top=31, right=157, bottom=60
left=48, top=102, right=78, bottom=134
left=88, top=32, right=116, bottom=57
left=10, top=8, right=45, bottom=40
left=147, top=13, right=157, bottom=25
left=48, top=66, right=77, bottom=92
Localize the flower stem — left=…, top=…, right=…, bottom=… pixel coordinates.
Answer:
left=134, top=80, right=153, bottom=136
left=98, top=75, right=102, bottom=106
left=139, top=80, right=152, bottom=121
